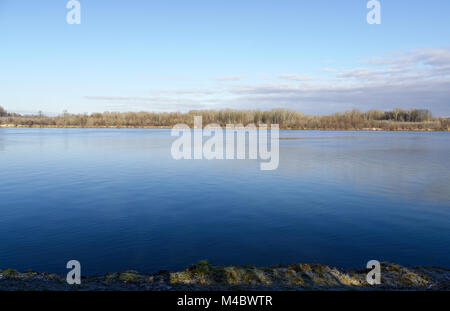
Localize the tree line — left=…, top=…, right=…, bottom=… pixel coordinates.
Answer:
left=0, top=106, right=448, bottom=131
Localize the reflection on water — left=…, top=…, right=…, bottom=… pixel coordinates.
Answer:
left=0, top=128, right=449, bottom=274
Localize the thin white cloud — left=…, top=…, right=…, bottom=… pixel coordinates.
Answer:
left=84, top=96, right=214, bottom=112
left=86, top=47, right=450, bottom=116
left=137, top=75, right=189, bottom=81
left=226, top=47, right=450, bottom=115
left=278, top=74, right=317, bottom=81
left=211, top=75, right=243, bottom=81
left=149, top=89, right=217, bottom=95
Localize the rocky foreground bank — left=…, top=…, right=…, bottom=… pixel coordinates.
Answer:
left=1, top=261, right=449, bottom=291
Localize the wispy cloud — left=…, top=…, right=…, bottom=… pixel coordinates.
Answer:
left=84, top=95, right=216, bottom=112
left=85, top=96, right=156, bottom=101
left=278, top=74, right=317, bottom=81
left=211, top=75, right=243, bottom=81
left=86, top=47, right=450, bottom=115
left=226, top=47, right=450, bottom=115
left=149, top=89, right=217, bottom=95
left=137, top=75, right=190, bottom=81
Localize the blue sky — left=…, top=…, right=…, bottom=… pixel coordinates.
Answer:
left=1, top=0, right=449, bottom=115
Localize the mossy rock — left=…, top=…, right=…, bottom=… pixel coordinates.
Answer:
left=197, top=260, right=209, bottom=266
left=2, top=268, right=19, bottom=277
left=398, top=270, right=429, bottom=287
left=311, top=264, right=326, bottom=274
left=46, top=273, right=60, bottom=281
left=24, top=269, right=39, bottom=275
left=222, top=267, right=268, bottom=285
left=287, top=274, right=306, bottom=286
left=187, top=260, right=212, bottom=274
left=383, top=262, right=402, bottom=272
left=170, top=271, right=192, bottom=284
left=170, top=260, right=214, bottom=284
left=263, top=267, right=273, bottom=273
left=252, top=269, right=272, bottom=285
left=105, top=272, right=119, bottom=281
left=119, top=270, right=141, bottom=283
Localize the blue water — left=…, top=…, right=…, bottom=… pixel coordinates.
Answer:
left=0, top=128, right=449, bottom=275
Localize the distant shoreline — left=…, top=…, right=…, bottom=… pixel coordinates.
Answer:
left=1, top=262, right=449, bottom=291
left=0, top=124, right=448, bottom=132
left=1, top=108, right=448, bottom=131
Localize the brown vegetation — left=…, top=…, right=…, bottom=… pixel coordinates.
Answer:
left=0, top=106, right=448, bottom=131
left=0, top=261, right=449, bottom=290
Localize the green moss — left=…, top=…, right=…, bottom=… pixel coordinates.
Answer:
left=24, top=269, right=38, bottom=275
left=119, top=270, right=141, bottom=283
left=105, top=272, right=119, bottom=281
left=46, top=273, right=60, bottom=281
left=263, top=267, right=273, bottom=273
left=284, top=269, right=297, bottom=278
left=3, top=268, right=19, bottom=277
left=384, top=263, right=402, bottom=272
left=398, top=270, right=428, bottom=287
left=221, top=267, right=272, bottom=285
left=170, top=261, right=214, bottom=285
left=197, top=260, right=209, bottom=266
left=287, top=274, right=305, bottom=286
left=0, top=261, right=445, bottom=290
left=187, top=260, right=212, bottom=274
left=253, top=269, right=272, bottom=285
left=312, top=264, right=325, bottom=274
left=223, top=266, right=243, bottom=284
left=170, top=271, right=191, bottom=284
left=272, top=269, right=285, bottom=281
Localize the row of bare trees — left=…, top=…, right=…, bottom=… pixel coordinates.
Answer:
left=0, top=106, right=448, bottom=130
left=0, top=105, right=8, bottom=117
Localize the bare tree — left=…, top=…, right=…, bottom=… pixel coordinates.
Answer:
left=0, top=105, right=7, bottom=117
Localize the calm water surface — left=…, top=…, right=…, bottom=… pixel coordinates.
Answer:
left=0, top=128, right=449, bottom=274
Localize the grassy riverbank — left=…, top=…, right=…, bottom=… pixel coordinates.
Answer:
left=1, top=107, right=449, bottom=131
left=1, top=261, right=449, bottom=291
left=0, top=123, right=447, bottom=131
